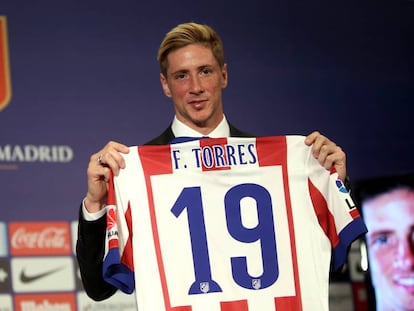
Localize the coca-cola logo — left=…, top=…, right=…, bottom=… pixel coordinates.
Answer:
left=12, top=227, right=68, bottom=249
left=9, top=222, right=71, bottom=256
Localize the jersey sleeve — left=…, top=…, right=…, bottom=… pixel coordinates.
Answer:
left=102, top=156, right=135, bottom=294
left=306, top=147, right=367, bottom=270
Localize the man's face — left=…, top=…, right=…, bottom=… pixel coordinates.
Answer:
left=160, top=44, right=227, bottom=135
left=363, top=189, right=414, bottom=310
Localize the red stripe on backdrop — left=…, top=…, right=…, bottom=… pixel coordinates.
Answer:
left=0, top=16, right=11, bottom=111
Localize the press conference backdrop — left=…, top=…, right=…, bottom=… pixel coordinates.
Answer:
left=0, top=1, right=413, bottom=310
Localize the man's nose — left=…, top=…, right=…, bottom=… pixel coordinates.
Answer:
left=395, top=238, right=414, bottom=270
left=189, top=75, right=204, bottom=94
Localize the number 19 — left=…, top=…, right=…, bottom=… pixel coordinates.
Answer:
left=171, top=183, right=279, bottom=294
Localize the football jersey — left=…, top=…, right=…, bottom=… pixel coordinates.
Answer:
left=103, top=135, right=367, bottom=311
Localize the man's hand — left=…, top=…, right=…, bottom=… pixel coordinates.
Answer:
left=305, top=131, right=347, bottom=181
left=84, top=141, right=130, bottom=213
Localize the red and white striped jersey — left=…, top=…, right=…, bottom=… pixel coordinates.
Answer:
left=103, top=135, right=367, bottom=311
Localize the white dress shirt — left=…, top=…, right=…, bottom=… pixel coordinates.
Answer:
left=171, top=115, right=230, bottom=138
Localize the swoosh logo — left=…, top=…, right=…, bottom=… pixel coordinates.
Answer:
left=20, top=266, right=65, bottom=283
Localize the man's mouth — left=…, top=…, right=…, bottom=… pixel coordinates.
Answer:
left=394, top=275, right=414, bottom=292
left=189, top=100, right=207, bottom=109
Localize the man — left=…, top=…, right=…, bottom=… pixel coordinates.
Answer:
left=76, top=22, right=349, bottom=302
left=357, top=174, right=414, bottom=311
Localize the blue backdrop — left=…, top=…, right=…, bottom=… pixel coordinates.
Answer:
left=0, top=0, right=413, bottom=310
left=1, top=0, right=413, bottom=221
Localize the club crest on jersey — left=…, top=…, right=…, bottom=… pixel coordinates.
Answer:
left=252, top=279, right=261, bottom=290
left=0, top=16, right=12, bottom=112
left=199, top=282, right=210, bottom=293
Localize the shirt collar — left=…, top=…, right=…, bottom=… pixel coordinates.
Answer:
left=171, top=115, right=230, bottom=138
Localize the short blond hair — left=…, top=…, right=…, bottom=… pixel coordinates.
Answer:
left=157, top=22, right=225, bottom=76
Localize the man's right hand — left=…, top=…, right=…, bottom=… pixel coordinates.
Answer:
left=84, top=141, right=130, bottom=213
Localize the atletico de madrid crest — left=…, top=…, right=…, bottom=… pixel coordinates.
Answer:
left=200, top=282, right=210, bottom=293
left=0, top=16, right=11, bottom=112
left=252, top=279, right=261, bottom=290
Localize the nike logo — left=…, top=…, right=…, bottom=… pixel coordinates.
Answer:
left=20, top=266, right=65, bottom=283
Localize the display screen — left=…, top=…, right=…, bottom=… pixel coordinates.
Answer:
left=353, top=173, right=414, bottom=311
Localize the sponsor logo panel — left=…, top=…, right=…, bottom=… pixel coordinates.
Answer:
left=14, top=293, right=76, bottom=311
left=0, top=222, right=8, bottom=256
left=0, top=294, right=13, bottom=311
left=9, top=222, right=71, bottom=256
left=77, top=290, right=137, bottom=311
left=0, top=259, right=11, bottom=293
left=11, top=257, right=74, bottom=293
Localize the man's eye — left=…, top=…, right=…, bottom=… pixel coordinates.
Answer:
left=201, top=68, right=212, bottom=75
left=371, top=234, right=397, bottom=248
left=373, top=235, right=389, bottom=245
left=174, top=73, right=186, bottom=80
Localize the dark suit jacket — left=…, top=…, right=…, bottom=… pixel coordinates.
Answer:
left=76, top=124, right=252, bottom=301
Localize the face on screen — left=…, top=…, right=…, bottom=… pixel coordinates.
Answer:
left=363, top=188, right=414, bottom=310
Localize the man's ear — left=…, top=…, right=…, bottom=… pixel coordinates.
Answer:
left=221, top=63, right=228, bottom=89
left=160, top=73, right=171, bottom=97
